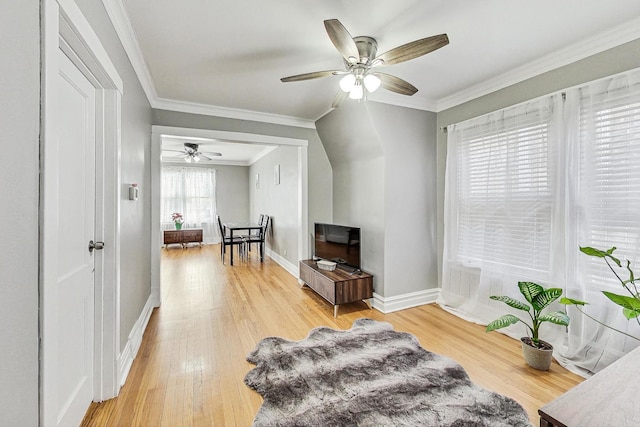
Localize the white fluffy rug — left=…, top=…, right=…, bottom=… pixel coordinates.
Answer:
left=244, top=318, right=532, bottom=426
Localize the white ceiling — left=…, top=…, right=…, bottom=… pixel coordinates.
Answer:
left=115, top=0, right=640, bottom=128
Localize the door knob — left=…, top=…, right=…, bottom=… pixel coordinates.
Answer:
left=88, top=240, right=105, bottom=253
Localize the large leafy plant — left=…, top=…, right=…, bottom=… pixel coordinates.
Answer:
left=561, top=246, right=640, bottom=341
left=486, top=281, right=570, bottom=348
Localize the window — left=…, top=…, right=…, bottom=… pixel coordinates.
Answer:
left=441, top=68, right=640, bottom=373
left=448, top=97, right=558, bottom=279
left=578, top=78, right=640, bottom=292
left=161, top=166, right=218, bottom=243
left=457, top=110, right=554, bottom=274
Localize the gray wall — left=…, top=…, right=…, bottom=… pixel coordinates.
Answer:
left=0, top=1, right=40, bottom=424
left=369, top=103, right=438, bottom=297
left=249, top=146, right=300, bottom=264
left=215, top=165, right=250, bottom=223
left=152, top=109, right=334, bottom=247
left=316, top=102, right=386, bottom=293
left=435, top=38, right=640, bottom=288
left=75, top=0, right=153, bottom=353
left=316, top=101, right=438, bottom=298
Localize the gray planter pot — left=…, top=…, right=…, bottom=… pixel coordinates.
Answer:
left=521, top=337, right=553, bottom=370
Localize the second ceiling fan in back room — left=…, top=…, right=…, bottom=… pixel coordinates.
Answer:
left=164, top=143, right=222, bottom=163
left=281, top=19, right=449, bottom=107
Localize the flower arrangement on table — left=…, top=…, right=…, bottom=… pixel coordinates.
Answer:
left=172, top=212, right=184, bottom=229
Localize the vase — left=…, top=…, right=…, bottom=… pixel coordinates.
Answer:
left=175, top=223, right=182, bottom=230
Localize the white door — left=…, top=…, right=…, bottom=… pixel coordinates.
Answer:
left=54, top=48, right=97, bottom=426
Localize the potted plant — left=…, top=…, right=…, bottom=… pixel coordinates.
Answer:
left=486, top=281, right=570, bottom=370
left=561, top=246, right=640, bottom=341
left=172, top=212, right=184, bottom=230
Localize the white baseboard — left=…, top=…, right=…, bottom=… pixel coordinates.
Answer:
left=117, top=295, right=154, bottom=386
left=372, top=288, right=441, bottom=313
left=264, top=252, right=440, bottom=314
left=266, top=248, right=298, bottom=277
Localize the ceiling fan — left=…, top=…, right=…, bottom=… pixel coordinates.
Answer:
left=164, top=143, right=222, bottom=163
left=281, top=19, right=449, bottom=106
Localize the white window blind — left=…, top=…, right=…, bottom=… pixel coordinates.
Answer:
left=456, top=101, right=555, bottom=275
left=578, top=81, right=640, bottom=291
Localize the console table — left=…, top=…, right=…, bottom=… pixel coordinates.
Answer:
left=538, top=345, right=640, bottom=426
left=163, top=228, right=203, bottom=248
left=299, top=260, right=373, bottom=318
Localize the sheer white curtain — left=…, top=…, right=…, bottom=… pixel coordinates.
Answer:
left=440, top=94, right=564, bottom=335
left=562, top=70, right=640, bottom=372
left=161, top=166, right=219, bottom=243
left=440, top=68, right=640, bottom=375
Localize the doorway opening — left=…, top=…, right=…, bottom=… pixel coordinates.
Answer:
left=151, top=126, right=309, bottom=305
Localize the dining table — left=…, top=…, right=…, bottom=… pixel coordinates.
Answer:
left=223, top=221, right=263, bottom=266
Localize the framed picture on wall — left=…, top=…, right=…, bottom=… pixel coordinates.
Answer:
left=274, top=164, right=280, bottom=185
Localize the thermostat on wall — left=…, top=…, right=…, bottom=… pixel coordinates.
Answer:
left=129, top=184, right=139, bottom=201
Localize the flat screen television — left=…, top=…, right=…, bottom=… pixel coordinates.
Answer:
left=314, top=223, right=361, bottom=270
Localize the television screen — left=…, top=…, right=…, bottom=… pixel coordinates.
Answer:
left=314, top=223, right=361, bottom=269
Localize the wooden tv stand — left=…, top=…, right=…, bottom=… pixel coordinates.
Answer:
left=299, top=260, right=373, bottom=318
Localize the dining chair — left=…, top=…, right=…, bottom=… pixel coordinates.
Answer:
left=239, top=214, right=265, bottom=240
left=246, top=214, right=269, bottom=261
left=216, top=215, right=245, bottom=264
left=239, top=214, right=266, bottom=254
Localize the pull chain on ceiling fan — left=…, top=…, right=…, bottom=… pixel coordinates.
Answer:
left=281, top=19, right=449, bottom=106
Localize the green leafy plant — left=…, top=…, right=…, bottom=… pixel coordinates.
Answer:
left=561, top=246, right=640, bottom=341
left=486, top=281, right=570, bottom=348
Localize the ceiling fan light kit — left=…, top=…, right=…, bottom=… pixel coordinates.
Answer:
left=363, top=74, right=381, bottom=92
left=280, top=19, right=449, bottom=107
left=339, top=73, right=356, bottom=92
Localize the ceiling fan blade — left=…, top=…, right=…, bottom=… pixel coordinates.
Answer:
left=281, top=70, right=342, bottom=82
left=199, top=151, right=222, bottom=157
left=163, top=149, right=187, bottom=154
left=375, top=73, right=418, bottom=96
left=331, top=90, right=348, bottom=108
left=375, top=34, right=449, bottom=66
left=324, top=19, right=359, bottom=63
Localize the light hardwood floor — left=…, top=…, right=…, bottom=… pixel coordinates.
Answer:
left=81, top=244, right=583, bottom=426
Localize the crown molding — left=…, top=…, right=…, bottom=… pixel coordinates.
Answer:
left=368, top=91, right=438, bottom=113
left=248, top=146, right=278, bottom=165
left=313, top=92, right=438, bottom=121
left=152, top=125, right=308, bottom=147
left=161, top=159, right=252, bottom=167
left=153, top=98, right=316, bottom=129
left=100, top=0, right=157, bottom=101
left=436, top=16, right=640, bottom=112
